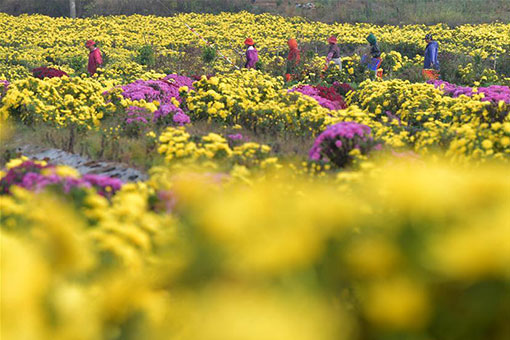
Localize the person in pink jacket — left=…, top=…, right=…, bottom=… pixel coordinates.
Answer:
left=244, top=38, right=259, bottom=69
left=86, top=40, right=103, bottom=76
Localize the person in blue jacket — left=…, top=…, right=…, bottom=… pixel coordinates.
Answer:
left=423, top=34, right=440, bottom=80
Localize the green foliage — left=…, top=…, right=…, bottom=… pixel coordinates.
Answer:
left=389, top=42, right=424, bottom=59
left=495, top=54, right=510, bottom=78
left=201, top=46, right=217, bottom=64
left=393, top=63, right=424, bottom=83
left=68, top=55, right=87, bottom=74
left=135, top=45, right=155, bottom=67
left=0, top=0, right=508, bottom=25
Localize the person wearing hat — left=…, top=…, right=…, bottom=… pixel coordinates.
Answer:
left=423, top=34, right=440, bottom=80
left=244, top=38, right=259, bottom=69
left=362, top=33, right=382, bottom=78
left=285, top=39, right=301, bottom=82
left=366, top=33, right=381, bottom=59
left=86, top=40, right=103, bottom=76
left=326, top=36, right=342, bottom=70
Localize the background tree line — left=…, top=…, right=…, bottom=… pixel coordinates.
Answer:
left=0, top=0, right=509, bottom=25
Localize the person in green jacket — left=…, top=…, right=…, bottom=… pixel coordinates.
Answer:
left=362, top=33, right=383, bottom=78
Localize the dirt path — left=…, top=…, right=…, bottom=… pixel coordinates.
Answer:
left=17, top=145, right=148, bottom=183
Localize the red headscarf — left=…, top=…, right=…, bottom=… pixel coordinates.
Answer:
left=287, top=39, right=300, bottom=64
left=244, top=38, right=255, bottom=46
left=327, top=36, right=337, bottom=44
left=288, top=39, right=298, bottom=50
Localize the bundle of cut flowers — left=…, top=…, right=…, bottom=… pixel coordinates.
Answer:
left=309, top=121, right=379, bottom=168
left=430, top=80, right=510, bottom=104
left=289, top=84, right=347, bottom=110
left=0, top=160, right=122, bottom=198
left=31, top=67, right=69, bottom=79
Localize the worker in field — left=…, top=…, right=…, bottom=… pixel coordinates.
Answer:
left=86, top=40, right=103, bottom=76
left=362, top=33, right=383, bottom=79
left=244, top=38, right=259, bottom=69
left=285, top=38, right=301, bottom=82
left=423, top=34, right=440, bottom=80
left=325, top=36, right=342, bottom=70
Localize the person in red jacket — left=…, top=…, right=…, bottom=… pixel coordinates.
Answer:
left=86, top=40, right=103, bottom=76
left=285, top=38, right=301, bottom=82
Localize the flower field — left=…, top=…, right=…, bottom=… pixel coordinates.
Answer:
left=1, top=12, right=510, bottom=340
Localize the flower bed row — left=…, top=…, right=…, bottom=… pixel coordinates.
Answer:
left=0, top=158, right=122, bottom=198
left=430, top=80, right=510, bottom=104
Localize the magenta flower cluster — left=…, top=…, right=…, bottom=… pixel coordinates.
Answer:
left=120, top=74, right=193, bottom=103
left=289, top=85, right=346, bottom=110
left=126, top=106, right=152, bottom=125
left=172, top=112, right=191, bottom=125
left=0, top=161, right=122, bottom=198
left=429, top=80, right=510, bottom=104
left=309, top=122, right=377, bottom=167
left=227, top=133, right=243, bottom=141
left=118, top=74, right=194, bottom=125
